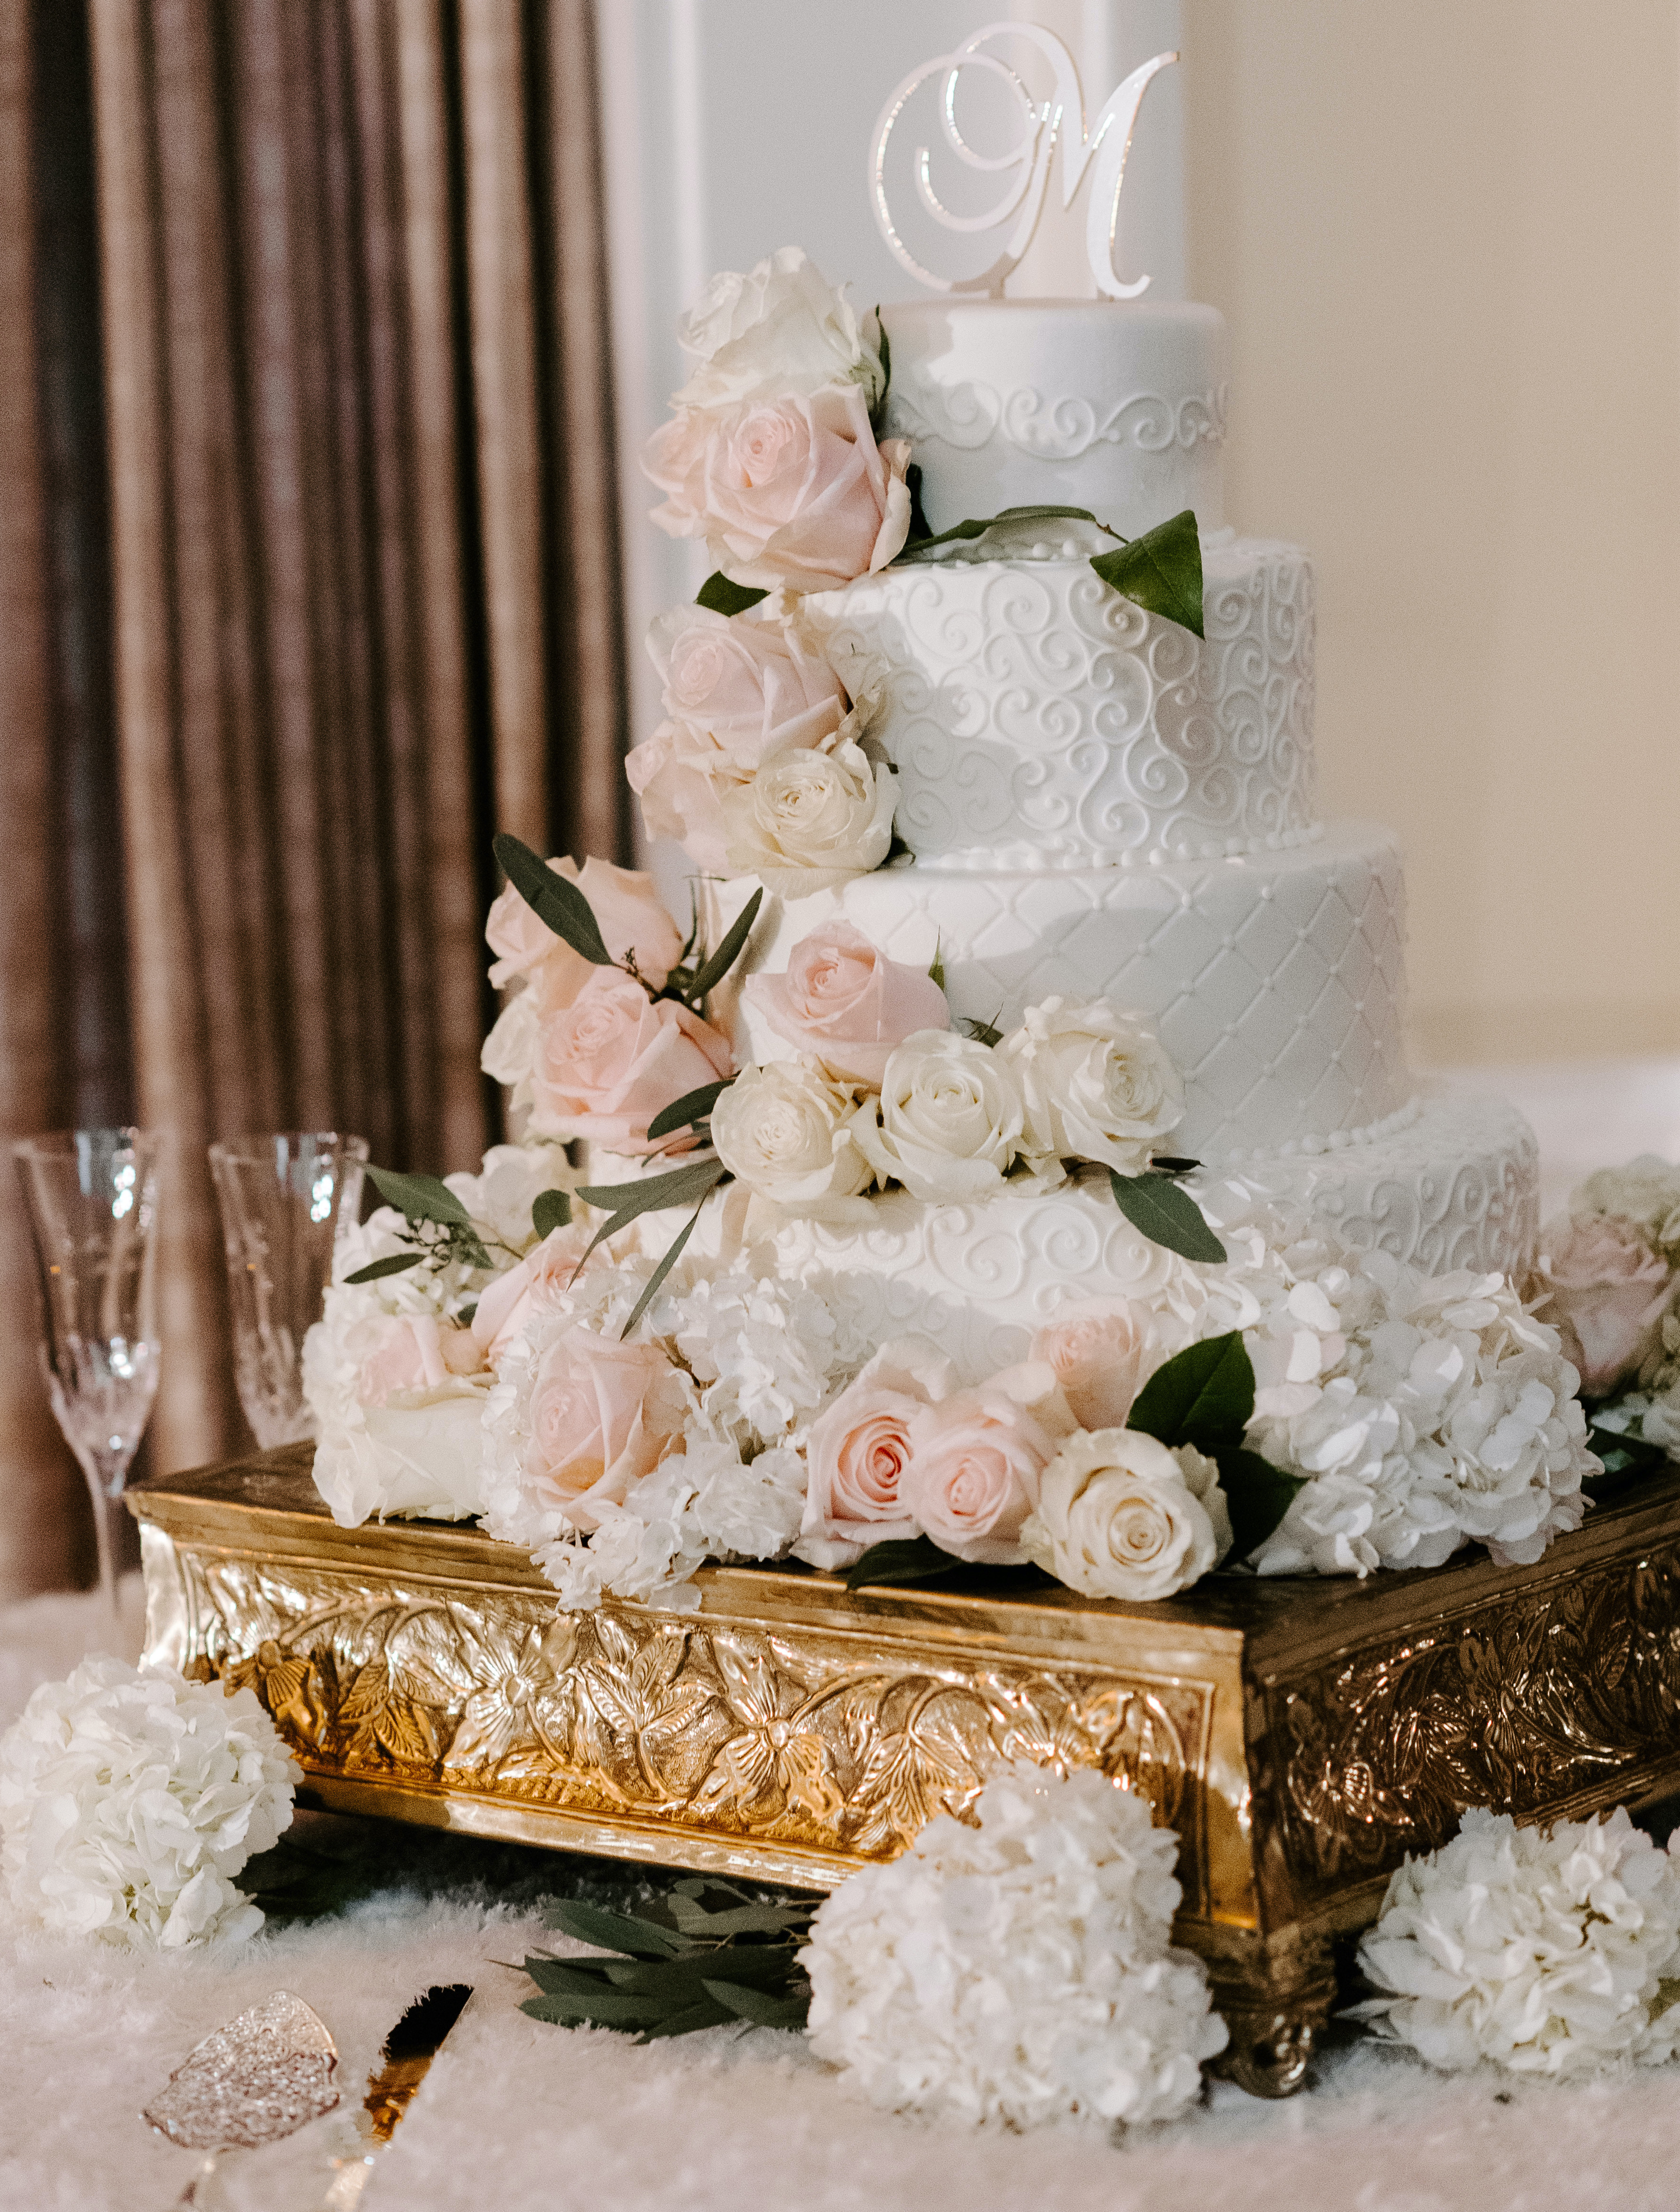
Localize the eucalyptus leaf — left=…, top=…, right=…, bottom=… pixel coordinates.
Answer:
left=1586, top=1423, right=1668, bottom=1480
left=845, top=1536, right=967, bottom=1591
left=1108, top=1169, right=1226, bottom=1262
left=366, top=1165, right=471, bottom=1227
left=531, top=1187, right=572, bottom=1241
left=1151, top=1156, right=1201, bottom=1175
left=903, top=460, right=932, bottom=545
left=686, top=886, right=764, bottom=1004
left=928, top=943, right=945, bottom=991
left=647, top=1082, right=732, bottom=1142
left=1218, top=1446, right=1307, bottom=1560
left=520, top=1988, right=666, bottom=2029
left=1089, top=508, right=1204, bottom=638
left=891, top=502, right=1102, bottom=567
left=702, top=1980, right=809, bottom=2029
left=619, top=1196, right=708, bottom=1341
left=695, top=571, right=769, bottom=618
left=1128, top=1332, right=1255, bottom=1454
left=543, top=1899, right=685, bottom=1959
left=638, top=1998, right=741, bottom=2042
left=957, top=1015, right=1003, bottom=1048
left=492, top=832, right=614, bottom=966
left=342, top=1251, right=423, bottom=1285
left=573, top=1157, right=728, bottom=1271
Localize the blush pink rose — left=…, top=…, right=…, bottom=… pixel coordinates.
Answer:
left=1531, top=1214, right=1674, bottom=1397
left=743, top=924, right=951, bottom=1086
left=524, top=1325, right=691, bottom=1528
left=643, top=383, right=913, bottom=594
left=528, top=967, right=734, bottom=1153
left=357, top=1315, right=486, bottom=1406
left=800, top=1334, right=956, bottom=1568
left=486, top=855, right=684, bottom=1003
left=470, top=1221, right=594, bottom=1368
left=1030, top=1297, right=1158, bottom=1432
left=903, top=1361, right=1079, bottom=1565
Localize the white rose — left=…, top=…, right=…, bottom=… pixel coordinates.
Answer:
left=710, top=1060, right=875, bottom=1219
left=673, top=246, right=885, bottom=412
left=854, top=1030, right=1027, bottom=1204
left=721, top=738, right=896, bottom=892
left=1000, top=997, right=1185, bottom=1175
left=1020, top=1428, right=1224, bottom=1602
left=480, top=985, right=541, bottom=1089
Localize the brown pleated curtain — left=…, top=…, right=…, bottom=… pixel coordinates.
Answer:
left=0, top=0, right=630, bottom=1599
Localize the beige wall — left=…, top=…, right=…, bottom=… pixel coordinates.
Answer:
left=1184, top=0, right=1680, bottom=1065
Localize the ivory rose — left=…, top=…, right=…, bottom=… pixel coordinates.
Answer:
left=709, top=1059, right=874, bottom=1219
left=626, top=601, right=850, bottom=867
left=744, top=924, right=951, bottom=1087
left=855, top=1030, right=1028, bottom=1204
left=1571, top=1156, right=1680, bottom=1264
left=523, top=1325, right=692, bottom=1529
left=721, top=739, right=896, bottom=892
left=1530, top=1214, right=1674, bottom=1397
left=644, top=383, right=912, bottom=595
left=1030, top=1297, right=1160, bottom=1432
left=1022, top=1430, right=1229, bottom=1603
left=485, top=854, right=684, bottom=1003
left=672, top=246, right=885, bottom=412
left=1001, top=997, right=1185, bottom=1175
left=799, top=1335, right=956, bottom=1568
left=903, top=1361, right=1078, bottom=1565
left=470, top=1220, right=593, bottom=1367
left=356, top=1314, right=487, bottom=1406
left=528, top=968, right=733, bottom=1153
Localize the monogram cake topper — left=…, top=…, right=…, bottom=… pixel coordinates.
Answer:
left=870, top=24, right=1177, bottom=300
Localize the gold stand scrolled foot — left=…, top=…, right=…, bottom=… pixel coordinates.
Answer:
left=1203, top=1941, right=1338, bottom=2100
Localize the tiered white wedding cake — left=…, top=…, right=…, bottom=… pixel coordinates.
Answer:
left=704, top=292, right=1535, bottom=1376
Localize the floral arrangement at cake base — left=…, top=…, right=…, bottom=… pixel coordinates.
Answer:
left=0, top=1657, right=298, bottom=1948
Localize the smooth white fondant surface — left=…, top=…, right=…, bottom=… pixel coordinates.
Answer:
left=715, top=823, right=1412, bottom=1161
left=878, top=299, right=1228, bottom=538
left=807, top=536, right=1315, bottom=870
left=719, top=1092, right=1537, bottom=1384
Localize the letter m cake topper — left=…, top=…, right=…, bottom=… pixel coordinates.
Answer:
left=870, top=24, right=1176, bottom=299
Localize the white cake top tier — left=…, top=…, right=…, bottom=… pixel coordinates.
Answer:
left=878, top=299, right=1228, bottom=538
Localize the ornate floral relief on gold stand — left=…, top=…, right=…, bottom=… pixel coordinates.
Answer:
left=130, top=1451, right=1680, bottom=2099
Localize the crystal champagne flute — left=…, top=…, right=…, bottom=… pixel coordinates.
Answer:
left=13, top=1128, right=162, bottom=1643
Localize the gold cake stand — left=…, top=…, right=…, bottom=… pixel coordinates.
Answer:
left=129, top=1452, right=1680, bottom=2096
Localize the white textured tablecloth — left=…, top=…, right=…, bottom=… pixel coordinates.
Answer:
left=10, top=1065, right=1680, bottom=2210
left=2, top=1581, right=1680, bottom=2212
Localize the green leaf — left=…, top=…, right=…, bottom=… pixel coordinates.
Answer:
left=522, top=1957, right=622, bottom=1998
left=686, top=887, right=764, bottom=1005
left=542, top=1899, right=686, bottom=1958
left=845, top=1536, right=968, bottom=1591
left=957, top=1015, right=1003, bottom=1048
left=695, top=571, right=768, bottom=618
left=928, top=941, right=945, bottom=991
left=1218, top=1446, right=1307, bottom=1560
left=1586, top=1423, right=1668, bottom=1479
left=619, top=1196, right=708, bottom=1341
left=342, top=1251, right=424, bottom=1285
left=367, top=1165, right=472, bottom=1227
left=891, top=502, right=1101, bottom=567
left=573, top=1157, right=728, bottom=1271
left=1128, top=1332, right=1255, bottom=1454
left=647, top=1081, right=732, bottom=1143
left=661, top=1892, right=812, bottom=1942
left=1089, top=508, right=1204, bottom=638
left=492, top=832, right=614, bottom=966
left=636, top=1998, right=740, bottom=2042
left=1151, top=1155, right=1201, bottom=1175
left=1108, top=1169, right=1226, bottom=1262
left=874, top=310, right=890, bottom=409
left=903, top=460, right=932, bottom=545
left=531, top=1187, right=572, bottom=1241
left=520, top=1989, right=666, bottom=2029
left=702, top=1980, right=809, bottom=2030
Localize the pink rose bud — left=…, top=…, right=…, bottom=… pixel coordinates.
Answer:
left=1530, top=1213, right=1675, bottom=1397
left=903, top=1361, right=1078, bottom=1566
left=485, top=855, right=685, bottom=1006
left=643, top=384, right=912, bottom=596
left=528, top=967, right=734, bottom=1154
left=470, top=1220, right=592, bottom=1368
left=1029, top=1297, right=1159, bottom=1432
left=357, top=1314, right=486, bottom=1406
left=523, top=1325, right=691, bottom=1528
left=744, top=923, right=951, bottom=1087
left=800, top=1334, right=956, bottom=1566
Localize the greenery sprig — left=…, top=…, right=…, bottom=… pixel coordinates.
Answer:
left=519, top=1880, right=814, bottom=2041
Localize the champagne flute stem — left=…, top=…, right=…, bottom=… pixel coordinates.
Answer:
left=82, top=1455, right=129, bottom=1654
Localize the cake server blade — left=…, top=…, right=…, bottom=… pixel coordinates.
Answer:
left=316, top=1983, right=474, bottom=2210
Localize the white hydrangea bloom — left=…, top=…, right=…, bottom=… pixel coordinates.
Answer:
left=1352, top=1806, right=1680, bottom=2077
left=0, top=1658, right=297, bottom=1949
left=1190, top=1183, right=1596, bottom=1576
left=801, top=1764, right=1226, bottom=2130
